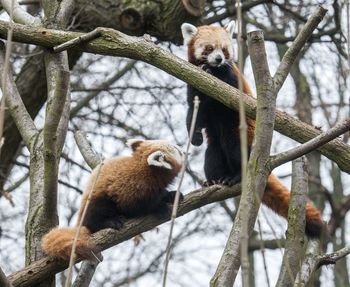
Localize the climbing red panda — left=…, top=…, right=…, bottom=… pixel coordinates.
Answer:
left=42, top=139, right=184, bottom=260
left=181, top=21, right=324, bottom=237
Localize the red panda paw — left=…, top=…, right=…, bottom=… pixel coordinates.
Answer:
left=199, top=64, right=212, bottom=74
left=165, top=190, right=184, bottom=203
left=204, top=176, right=241, bottom=187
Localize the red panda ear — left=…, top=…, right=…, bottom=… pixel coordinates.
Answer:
left=181, top=23, right=198, bottom=44
left=147, top=151, right=172, bottom=169
left=126, top=139, right=145, bottom=151
left=225, top=20, right=235, bottom=38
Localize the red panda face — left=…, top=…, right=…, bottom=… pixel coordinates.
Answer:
left=126, top=139, right=184, bottom=174
left=181, top=21, right=235, bottom=67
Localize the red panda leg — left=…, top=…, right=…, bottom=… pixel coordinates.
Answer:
left=263, top=174, right=324, bottom=238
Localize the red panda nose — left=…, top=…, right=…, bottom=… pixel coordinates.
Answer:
left=215, top=55, right=223, bottom=63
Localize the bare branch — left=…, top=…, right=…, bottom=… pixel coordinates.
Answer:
left=269, top=118, right=350, bottom=170
left=0, top=0, right=40, bottom=25
left=53, top=28, right=102, bottom=53
left=70, top=59, right=137, bottom=118
left=0, top=42, right=38, bottom=148
left=293, top=240, right=320, bottom=287
left=74, top=131, right=101, bottom=169
left=71, top=258, right=102, bottom=287
left=273, top=6, right=327, bottom=91
left=276, top=157, right=308, bottom=287
left=318, top=245, right=350, bottom=266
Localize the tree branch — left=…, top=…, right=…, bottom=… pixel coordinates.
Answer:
left=0, top=0, right=40, bottom=25
left=0, top=41, right=38, bottom=148
left=276, top=157, right=308, bottom=287
left=8, top=184, right=241, bottom=287
left=74, top=131, right=101, bottom=169
left=0, top=266, right=13, bottom=287
left=1, top=20, right=349, bottom=174
left=269, top=118, right=350, bottom=170
left=293, top=240, right=320, bottom=287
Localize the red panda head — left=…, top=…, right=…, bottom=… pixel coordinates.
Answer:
left=126, top=139, right=184, bottom=175
left=181, top=21, right=235, bottom=67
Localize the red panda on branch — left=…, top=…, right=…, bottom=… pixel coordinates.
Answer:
left=42, top=139, right=184, bottom=260
left=181, top=21, right=325, bottom=238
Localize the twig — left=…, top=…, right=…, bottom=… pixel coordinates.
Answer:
left=53, top=28, right=102, bottom=53
left=71, top=257, right=102, bottom=287
left=70, top=60, right=137, bottom=117
left=74, top=131, right=101, bottom=169
left=276, top=157, right=308, bottom=287
left=0, top=0, right=14, bottom=158
left=162, top=96, right=200, bottom=287
left=257, top=219, right=271, bottom=287
left=273, top=6, right=327, bottom=91
left=293, top=243, right=350, bottom=287
left=69, top=131, right=102, bottom=287
left=269, top=118, right=350, bottom=170
left=236, top=1, right=250, bottom=286
left=64, top=161, right=103, bottom=287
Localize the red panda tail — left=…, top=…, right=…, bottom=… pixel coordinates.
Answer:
left=41, top=226, right=98, bottom=260
left=262, top=175, right=324, bottom=238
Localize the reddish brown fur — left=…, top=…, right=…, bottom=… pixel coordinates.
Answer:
left=42, top=140, right=183, bottom=260
left=186, top=24, right=324, bottom=237
left=41, top=227, right=97, bottom=260
left=78, top=141, right=182, bottom=220
left=188, top=26, right=234, bottom=63
left=264, top=175, right=323, bottom=236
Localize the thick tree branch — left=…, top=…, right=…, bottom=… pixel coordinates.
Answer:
left=8, top=184, right=241, bottom=287
left=0, top=0, right=40, bottom=25
left=1, top=20, right=349, bottom=174
left=211, top=29, right=275, bottom=287
left=269, top=118, right=350, bottom=170
left=293, top=240, right=320, bottom=287
left=0, top=41, right=38, bottom=148
left=0, top=266, right=13, bottom=287
left=276, top=157, right=308, bottom=287
left=293, top=242, right=350, bottom=286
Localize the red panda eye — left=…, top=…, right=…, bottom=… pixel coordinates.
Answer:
left=206, top=45, right=214, bottom=52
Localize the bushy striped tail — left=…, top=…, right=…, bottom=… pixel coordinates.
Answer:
left=41, top=226, right=98, bottom=260
left=263, top=174, right=325, bottom=238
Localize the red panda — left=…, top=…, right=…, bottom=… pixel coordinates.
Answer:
left=42, top=139, right=184, bottom=260
left=181, top=21, right=324, bottom=238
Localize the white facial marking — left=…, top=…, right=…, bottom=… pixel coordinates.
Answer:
left=194, top=45, right=204, bottom=60
left=207, top=48, right=225, bottom=67
left=181, top=23, right=198, bottom=45
left=147, top=151, right=172, bottom=170
left=169, top=146, right=184, bottom=166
